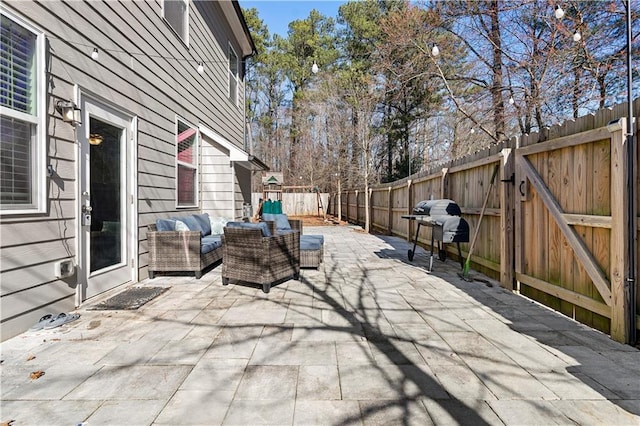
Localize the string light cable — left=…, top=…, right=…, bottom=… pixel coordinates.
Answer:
left=47, top=35, right=233, bottom=73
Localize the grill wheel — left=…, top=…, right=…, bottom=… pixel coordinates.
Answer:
left=438, top=248, right=447, bottom=261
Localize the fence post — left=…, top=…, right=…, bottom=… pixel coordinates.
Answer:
left=356, top=190, right=361, bottom=225
left=337, top=180, right=342, bottom=221
left=368, top=187, right=373, bottom=232
left=500, top=148, right=515, bottom=290
left=441, top=168, right=449, bottom=199
left=388, top=186, right=393, bottom=235
left=345, top=190, right=350, bottom=223
left=610, top=118, right=631, bottom=343
left=407, top=179, right=413, bottom=241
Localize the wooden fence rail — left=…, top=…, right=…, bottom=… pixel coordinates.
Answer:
left=328, top=101, right=639, bottom=344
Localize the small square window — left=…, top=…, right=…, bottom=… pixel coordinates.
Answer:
left=163, top=0, right=188, bottom=43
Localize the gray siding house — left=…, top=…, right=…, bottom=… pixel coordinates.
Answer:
left=0, top=0, right=265, bottom=340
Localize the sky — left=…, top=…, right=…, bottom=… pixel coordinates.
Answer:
left=239, top=1, right=346, bottom=38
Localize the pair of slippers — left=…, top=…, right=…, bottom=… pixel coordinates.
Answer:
left=29, top=312, right=80, bottom=330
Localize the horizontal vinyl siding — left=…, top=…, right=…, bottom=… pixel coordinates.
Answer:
left=201, top=139, right=233, bottom=218
left=233, top=169, right=245, bottom=219
left=1, top=0, right=248, bottom=340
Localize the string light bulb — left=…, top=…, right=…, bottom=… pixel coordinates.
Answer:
left=573, top=31, right=582, bottom=42
left=509, top=96, right=515, bottom=105
left=197, top=62, right=204, bottom=74
left=470, top=128, right=475, bottom=134
left=554, top=5, right=565, bottom=19
left=91, top=48, right=99, bottom=61
left=311, top=61, right=319, bottom=74
left=431, top=44, right=440, bottom=57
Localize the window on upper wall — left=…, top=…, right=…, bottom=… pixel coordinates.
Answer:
left=175, top=119, right=198, bottom=207
left=0, top=10, right=45, bottom=214
left=163, top=0, right=188, bottom=44
left=228, top=43, right=239, bottom=106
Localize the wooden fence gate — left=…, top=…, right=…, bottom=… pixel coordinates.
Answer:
left=515, top=120, right=634, bottom=340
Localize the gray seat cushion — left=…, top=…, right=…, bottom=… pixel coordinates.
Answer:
left=262, top=213, right=291, bottom=231
left=225, top=221, right=272, bottom=237
left=156, top=218, right=177, bottom=232
left=304, top=234, right=324, bottom=245
left=201, top=235, right=222, bottom=254
left=175, top=214, right=211, bottom=236
left=300, top=235, right=322, bottom=251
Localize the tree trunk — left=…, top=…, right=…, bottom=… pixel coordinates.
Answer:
left=597, top=73, right=607, bottom=110
left=489, top=0, right=505, bottom=141
left=289, top=93, right=300, bottom=174
left=573, top=67, right=581, bottom=119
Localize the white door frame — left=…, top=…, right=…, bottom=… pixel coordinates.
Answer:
left=74, top=87, right=138, bottom=305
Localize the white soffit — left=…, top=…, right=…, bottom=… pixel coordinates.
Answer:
left=199, top=125, right=248, bottom=162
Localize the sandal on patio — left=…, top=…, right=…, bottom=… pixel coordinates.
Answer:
left=29, top=313, right=54, bottom=330
left=44, top=312, right=80, bottom=329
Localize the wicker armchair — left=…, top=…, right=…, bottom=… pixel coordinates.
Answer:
left=147, top=224, right=223, bottom=279
left=221, top=221, right=300, bottom=293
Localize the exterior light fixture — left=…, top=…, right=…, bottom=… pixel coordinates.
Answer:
left=431, top=44, right=440, bottom=57
left=197, top=62, right=204, bottom=74
left=91, top=48, right=99, bottom=61
left=554, top=5, right=565, bottom=19
left=89, top=134, right=104, bottom=146
left=311, top=61, right=319, bottom=74
left=55, top=100, right=81, bottom=127
left=573, top=31, right=582, bottom=42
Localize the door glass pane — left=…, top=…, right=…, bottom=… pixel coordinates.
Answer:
left=90, top=117, right=122, bottom=272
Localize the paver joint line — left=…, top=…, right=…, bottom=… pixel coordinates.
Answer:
left=1, top=225, right=638, bottom=425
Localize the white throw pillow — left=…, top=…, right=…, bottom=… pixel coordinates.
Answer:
left=209, top=216, right=232, bottom=235
left=175, top=220, right=189, bottom=231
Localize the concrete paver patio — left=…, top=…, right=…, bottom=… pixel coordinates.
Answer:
left=2, top=224, right=640, bottom=425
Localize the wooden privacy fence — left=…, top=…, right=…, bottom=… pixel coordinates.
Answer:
left=329, top=101, right=639, bottom=344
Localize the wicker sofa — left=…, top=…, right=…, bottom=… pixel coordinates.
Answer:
left=221, top=221, right=300, bottom=293
left=147, top=213, right=224, bottom=279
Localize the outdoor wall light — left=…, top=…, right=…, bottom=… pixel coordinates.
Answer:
left=55, top=100, right=81, bottom=127
left=606, top=118, right=623, bottom=133
left=89, top=133, right=104, bottom=146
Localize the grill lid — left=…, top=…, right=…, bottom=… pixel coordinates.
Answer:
left=413, top=199, right=461, bottom=216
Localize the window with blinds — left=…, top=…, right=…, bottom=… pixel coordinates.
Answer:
left=0, top=11, right=42, bottom=212
left=176, top=119, right=198, bottom=207
left=228, top=44, right=238, bottom=107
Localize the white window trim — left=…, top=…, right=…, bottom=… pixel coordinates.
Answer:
left=175, top=117, right=199, bottom=208
left=0, top=7, right=46, bottom=215
left=228, top=42, right=239, bottom=107
left=161, top=0, right=189, bottom=46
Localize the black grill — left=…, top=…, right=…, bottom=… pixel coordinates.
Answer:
left=402, top=199, right=469, bottom=271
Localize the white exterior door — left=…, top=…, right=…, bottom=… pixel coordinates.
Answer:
left=78, top=96, right=135, bottom=300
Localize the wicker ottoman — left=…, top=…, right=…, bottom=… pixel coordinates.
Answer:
left=300, top=235, right=323, bottom=268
